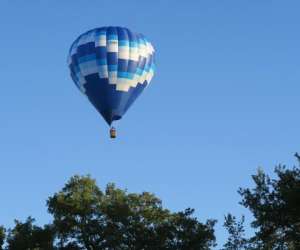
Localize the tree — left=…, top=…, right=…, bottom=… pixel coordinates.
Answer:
left=223, top=154, right=300, bottom=250
left=0, top=226, right=5, bottom=250
left=222, top=214, right=248, bottom=250
left=6, top=217, right=55, bottom=250
left=47, top=175, right=216, bottom=250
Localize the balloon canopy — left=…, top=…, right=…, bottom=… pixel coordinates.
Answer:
left=68, top=26, right=155, bottom=126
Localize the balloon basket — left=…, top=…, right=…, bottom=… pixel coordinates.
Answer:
left=110, top=127, right=116, bottom=139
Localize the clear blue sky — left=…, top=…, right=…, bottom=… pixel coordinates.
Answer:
left=1, top=0, right=299, bottom=247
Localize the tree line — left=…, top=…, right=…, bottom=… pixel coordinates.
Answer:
left=1, top=154, right=300, bottom=250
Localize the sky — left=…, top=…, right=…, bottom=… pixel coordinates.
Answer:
left=0, top=0, right=300, bottom=247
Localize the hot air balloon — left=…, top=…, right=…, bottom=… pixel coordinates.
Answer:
left=67, top=26, right=155, bottom=138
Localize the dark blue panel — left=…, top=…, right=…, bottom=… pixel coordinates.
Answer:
left=107, top=52, right=117, bottom=67
left=127, top=60, right=138, bottom=74
left=84, top=73, right=147, bottom=125
left=117, top=26, right=128, bottom=41
left=106, top=26, right=118, bottom=39
left=95, top=46, right=107, bottom=59
left=117, top=59, right=128, bottom=72
left=77, top=42, right=95, bottom=57
left=94, top=27, right=106, bottom=35
left=123, top=81, right=147, bottom=114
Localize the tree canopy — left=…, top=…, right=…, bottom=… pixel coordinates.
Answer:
left=47, top=175, right=216, bottom=250
left=2, top=154, right=300, bottom=249
left=6, top=217, right=54, bottom=250
left=1, top=175, right=216, bottom=250
left=223, top=155, right=300, bottom=250
left=238, top=166, right=300, bottom=249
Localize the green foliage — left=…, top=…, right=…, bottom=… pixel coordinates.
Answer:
left=3, top=155, right=300, bottom=249
left=6, top=217, right=55, bottom=250
left=222, top=155, right=300, bottom=250
left=238, top=164, right=300, bottom=249
left=0, top=226, right=5, bottom=250
left=222, top=214, right=248, bottom=250
left=47, top=175, right=216, bottom=250
left=47, top=175, right=103, bottom=250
